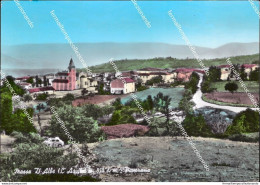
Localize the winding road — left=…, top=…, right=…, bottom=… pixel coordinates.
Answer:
left=192, top=73, right=259, bottom=113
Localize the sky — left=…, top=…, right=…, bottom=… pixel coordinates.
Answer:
left=1, top=1, right=259, bottom=48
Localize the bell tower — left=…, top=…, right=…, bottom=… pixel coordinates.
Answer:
left=68, top=58, right=76, bottom=90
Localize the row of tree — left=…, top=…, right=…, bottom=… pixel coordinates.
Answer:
left=26, top=75, right=49, bottom=87
left=0, top=77, right=36, bottom=134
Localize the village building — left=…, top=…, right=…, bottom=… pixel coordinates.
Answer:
left=77, top=72, right=98, bottom=93
left=52, top=58, right=77, bottom=91
left=110, top=78, right=135, bottom=94
left=217, top=65, right=231, bottom=80
left=19, top=82, right=32, bottom=90
left=44, top=74, right=56, bottom=86
left=138, top=72, right=176, bottom=84
left=15, top=76, right=31, bottom=84
left=136, top=67, right=168, bottom=74
left=217, top=64, right=259, bottom=81
left=241, top=64, right=259, bottom=77
left=175, top=68, right=204, bottom=82
left=28, top=86, right=55, bottom=94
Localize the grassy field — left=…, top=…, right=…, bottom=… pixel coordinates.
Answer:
left=202, top=95, right=255, bottom=107
left=89, top=137, right=259, bottom=182
left=78, top=54, right=259, bottom=73
left=210, top=81, right=259, bottom=93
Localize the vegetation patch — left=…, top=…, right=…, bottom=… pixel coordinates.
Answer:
left=101, top=124, right=149, bottom=139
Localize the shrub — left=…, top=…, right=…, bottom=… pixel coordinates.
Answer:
left=62, top=93, right=75, bottom=101
left=146, top=76, right=163, bottom=85
left=23, top=94, right=33, bottom=102
left=0, top=133, right=78, bottom=182
left=101, top=124, right=149, bottom=139
left=225, top=109, right=259, bottom=135
left=228, top=133, right=259, bottom=143
left=36, top=93, right=49, bottom=100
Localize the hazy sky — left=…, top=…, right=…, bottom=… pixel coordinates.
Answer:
left=1, top=1, right=259, bottom=48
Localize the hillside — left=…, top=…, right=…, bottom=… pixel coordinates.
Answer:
left=86, top=54, right=259, bottom=73
left=88, top=137, right=259, bottom=182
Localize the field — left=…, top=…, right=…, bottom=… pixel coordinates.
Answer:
left=88, top=137, right=259, bottom=182
left=203, top=92, right=259, bottom=106
left=83, top=54, right=259, bottom=73
left=72, top=94, right=128, bottom=106
left=121, top=87, right=185, bottom=108
left=210, top=81, right=259, bottom=93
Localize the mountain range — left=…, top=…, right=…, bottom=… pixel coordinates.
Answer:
left=2, top=42, right=259, bottom=70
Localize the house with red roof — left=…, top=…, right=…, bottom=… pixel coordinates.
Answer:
left=19, top=82, right=32, bottom=90
left=15, top=76, right=31, bottom=84
left=241, top=64, right=259, bottom=76
left=28, top=86, right=55, bottom=94
left=110, top=78, right=135, bottom=94
left=174, top=68, right=204, bottom=82
left=52, top=58, right=77, bottom=91
left=217, top=64, right=259, bottom=81
left=138, top=71, right=176, bottom=84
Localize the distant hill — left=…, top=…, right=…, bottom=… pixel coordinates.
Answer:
left=2, top=42, right=259, bottom=70
left=87, top=54, right=259, bottom=73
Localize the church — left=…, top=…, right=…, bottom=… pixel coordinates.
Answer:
left=52, top=58, right=77, bottom=91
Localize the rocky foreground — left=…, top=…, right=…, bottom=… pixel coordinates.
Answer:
left=87, top=137, right=259, bottom=182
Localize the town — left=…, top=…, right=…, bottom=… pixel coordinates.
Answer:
left=1, top=0, right=259, bottom=183
left=1, top=56, right=259, bottom=182
left=11, top=58, right=259, bottom=98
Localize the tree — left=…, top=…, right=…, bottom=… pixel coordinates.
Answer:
left=43, top=76, right=48, bottom=86
left=182, top=113, right=212, bottom=137
left=36, top=93, right=49, bottom=100
left=81, top=104, right=109, bottom=120
left=36, top=76, right=39, bottom=87
left=153, top=92, right=172, bottom=133
left=26, top=77, right=34, bottom=84
left=146, top=75, right=163, bottom=85
left=112, top=97, right=122, bottom=110
left=0, top=90, right=36, bottom=134
left=47, top=105, right=104, bottom=143
left=0, top=93, right=13, bottom=133
left=208, top=66, right=221, bottom=82
left=1, top=76, right=25, bottom=96
left=240, top=65, right=248, bottom=81
left=108, top=110, right=122, bottom=125
left=225, top=82, right=238, bottom=94
left=225, top=109, right=259, bottom=135
left=249, top=68, right=259, bottom=81
left=10, top=108, right=37, bottom=134
left=178, top=89, right=194, bottom=114
left=185, top=72, right=200, bottom=94
left=146, top=95, right=154, bottom=111
left=81, top=88, right=88, bottom=96
left=153, top=92, right=164, bottom=111
left=23, top=94, right=33, bottom=102
left=101, top=105, right=114, bottom=117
